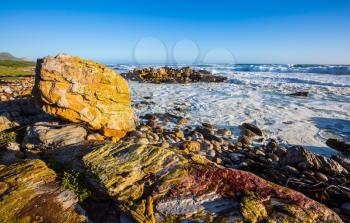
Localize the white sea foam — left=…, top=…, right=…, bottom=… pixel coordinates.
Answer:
left=112, top=64, right=350, bottom=156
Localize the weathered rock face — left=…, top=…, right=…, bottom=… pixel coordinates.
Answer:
left=0, top=159, right=87, bottom=222
left=34, top=54, right=136, bottom=140
left=0, top=115, right=13, bottom=132
left=83, top=143, right=342, bottom=223
left=22, top=122, right=87, bottom=151
left=281, top=146, right=348, bottom=175
left=326, top=138, right=350, bottom=154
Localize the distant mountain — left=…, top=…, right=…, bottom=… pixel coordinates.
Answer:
left=0, top=52, right=31, bottom=61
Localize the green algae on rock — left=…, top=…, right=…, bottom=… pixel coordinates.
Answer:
left=0, top=159, right=87, bottom=222
left=83, top=142, right=343, bottom=223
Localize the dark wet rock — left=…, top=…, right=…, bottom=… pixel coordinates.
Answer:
left=341, top=203, right=350, bottom=215
left=241, top=123, right=264, bottom=136
left=326, top=138, right=350, bottom=154
left=332, top=155, right=350, bottom=172
left=217, top=128, right=232, bottom=136
left=315, top=172, right=328, bottom=182
left=202, top=122, right=215, bottom=129
left=195, top=126, right=221, bottom=142
left=0, top=115, right=14, bottom=132
left=280, top=146, right=348, bottom=175
left=288, top=91, right=309, bottom=97
left=282, top=165, right=299, bottom=175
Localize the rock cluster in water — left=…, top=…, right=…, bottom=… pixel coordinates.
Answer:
left=0, top=54, right=349, bottom=222
left=122, top=66, right=228, bottom=83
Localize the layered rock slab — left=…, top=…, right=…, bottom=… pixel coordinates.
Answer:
left=34, top=54, right=136, bottom=140
left=0, top=159, right=87, bottom=222
left=83, top=143, right=342, bottom=223
left=22, top=122, right=87, bottom=152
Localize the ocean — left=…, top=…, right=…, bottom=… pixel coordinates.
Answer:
left=111, top=64, right=350, bottom=156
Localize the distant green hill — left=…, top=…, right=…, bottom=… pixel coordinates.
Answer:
left=0, top=53, right=35, bottom=79
left=0, top=52, right=31, bottom=61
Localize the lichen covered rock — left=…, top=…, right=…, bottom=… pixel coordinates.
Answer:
left=0, top=159, right=87, bottom=222
left=34, top=54, right=136, bottom=140
left=83, top=143, right=342, bottom=223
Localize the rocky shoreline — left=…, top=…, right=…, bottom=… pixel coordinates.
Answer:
left=122, top=67, right=228, bottom=83
left=1, top=54, right=349, bottom=222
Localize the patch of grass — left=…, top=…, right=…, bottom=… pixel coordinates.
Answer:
left=0, top=60, right=35, bottom=78
left=61, top=171, right=91, bottom=202
left=0, top=60, right=35, bottom=67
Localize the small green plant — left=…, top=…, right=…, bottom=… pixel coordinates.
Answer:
left=0, top=131, right=17, bottom=148
left=61, top=171, right=91, bottom=202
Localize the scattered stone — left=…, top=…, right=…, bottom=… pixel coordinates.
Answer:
left=238, top=135, right=253, bottom=145
left=175, top=130, right=184, bottom=138
left=201, top=140, right=213, bottom=151
left=283, top=165, right=299, bottom=175
left=177, top=117, right=189, bottom=126
left=87, top=133, right=105, bottom=141
left=280, top=146, right=348, bottom=175
left=202, top=122, right=215, bottom=129
left=6, top=142, right=20, bottom=152
left=326, top=138, right=350, bottom=154
left=161, top=141, right=170, bottom=148
left=267, top=153, right=279, bottom=162
left=315, top=172, right=328, bottom=182
left=255, top=150, right=266, bottom=157
left=243, top=128, right=257, bottom=137
left=241, top=123, right=264, bottom=136
left=289, top=91, right=309, bottom=97
left=22, top=122, right=87, bottom=151
left=136, top=137, right=149, bottom=145
left=182, top=141, right=200, bottom=153
left=196, top=127, right=222, bottom=142
left=217, top=128, right=232, bottom=136
left=341, top=203, right=350, bottom=215
left=34, top=54, right=136, bottom=140
left=208, top=150, right=216, bottom=158
left=0, top=116, right=13, bottom=132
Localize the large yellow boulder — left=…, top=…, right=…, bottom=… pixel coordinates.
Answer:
left=34, top=54, right=136, bottom=140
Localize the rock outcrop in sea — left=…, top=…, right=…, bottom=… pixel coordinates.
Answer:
left=122, top=66, right=228, bottom=83
left=34, top=54, right=136, bottom=140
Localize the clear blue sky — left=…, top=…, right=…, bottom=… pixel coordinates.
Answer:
left=0, top=0, right=349, bottom=64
